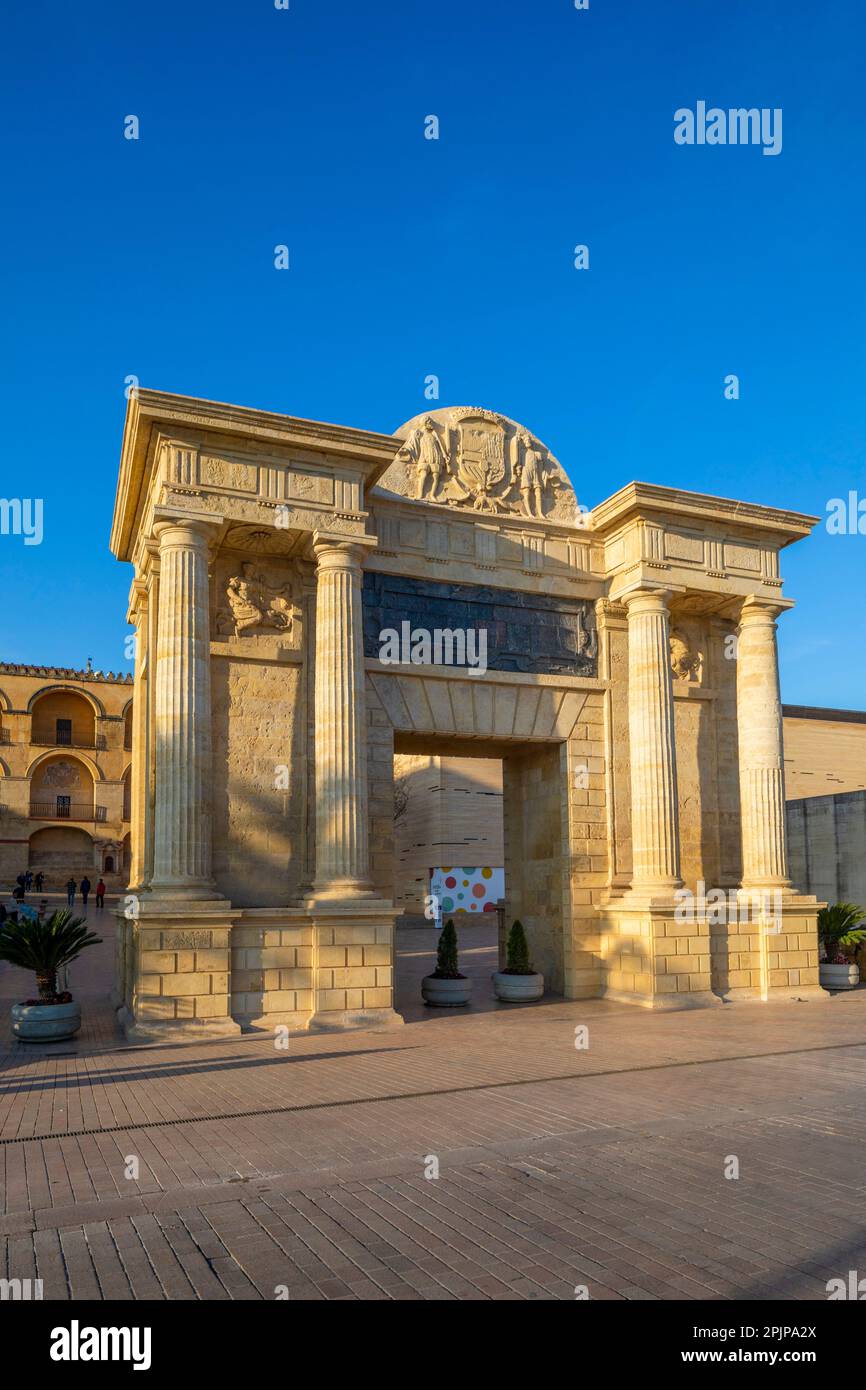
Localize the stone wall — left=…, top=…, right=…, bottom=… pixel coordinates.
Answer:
left=210, top=656, right=306, bottom=905
left=787, top=790, right=866, bottom=908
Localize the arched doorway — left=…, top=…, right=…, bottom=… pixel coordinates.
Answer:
left=28, top=825, right=95, bottom=887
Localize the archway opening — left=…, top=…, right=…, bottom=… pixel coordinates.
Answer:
left=388, top=733, right=567, bottom=1018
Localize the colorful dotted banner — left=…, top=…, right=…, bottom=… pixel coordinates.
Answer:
left=430, top=866, right=505, bottom=923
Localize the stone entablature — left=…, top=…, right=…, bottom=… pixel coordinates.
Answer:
left=109, top=389, right=824, bottom=1041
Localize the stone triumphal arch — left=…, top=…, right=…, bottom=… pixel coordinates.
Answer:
left=110, top=392, right=825, bottom=1040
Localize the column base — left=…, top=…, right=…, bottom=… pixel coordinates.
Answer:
left=120, top=1008, right=242, bottom=1044
left=600, top=985, right=722, bottom=1011
left=719, top=984, right=830, bottom=1004
left=144, top=882, right=225, bottom=902
left=304, top=889, right=388, bottom=910
left=307, top=1007, right=404, bottom=1034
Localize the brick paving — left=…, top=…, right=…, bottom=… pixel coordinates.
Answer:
left=2, top=917, right=866, bottom=1299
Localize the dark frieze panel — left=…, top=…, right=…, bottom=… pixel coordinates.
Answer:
left=362, top=573, right=598, bottom=677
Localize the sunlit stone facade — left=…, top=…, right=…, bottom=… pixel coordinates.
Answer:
left=110, top=391, right=825, bottom=1040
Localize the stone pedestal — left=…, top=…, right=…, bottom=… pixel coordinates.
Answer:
left=118, top=898, right=240, bottom=1042
left=307, top=905, right=402, bottom=1032
left=599, top=899, right=720, bottom=1009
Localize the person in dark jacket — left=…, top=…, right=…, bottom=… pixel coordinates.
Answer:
left=66, top=878, right=77, bottom=907
left=80, top=876, right=91, bottom=907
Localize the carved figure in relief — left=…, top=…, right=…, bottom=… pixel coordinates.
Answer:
left=517, top=432, right=550, bottom=517
left=385, top=407, right=582, bottom=524
left=399, top=417, right=449, bottom=501
left=221, top=562, right=294, bottom=637
left=670, top=631, right=702, bottom=682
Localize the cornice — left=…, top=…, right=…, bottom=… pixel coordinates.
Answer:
left=589, top=481, right=819, bottom=544
left=110, top=389, right=402, bottom=563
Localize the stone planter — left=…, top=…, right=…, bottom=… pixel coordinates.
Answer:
left=421, top=975, right=472, bottom=1007
left=11, top=999, right=82, bottom=1041
left=493, top=971, right=545, bottom=1002
left=819, top=962, right=860, bottom=991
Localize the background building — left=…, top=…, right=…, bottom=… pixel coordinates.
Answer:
left=0, top=663, right=133, bottom=891
left=783, top=704, right=866, bottom=912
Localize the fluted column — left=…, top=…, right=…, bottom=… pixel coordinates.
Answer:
left=126, top=582, right=148, bottom=890
left=623, top=588, right=682, bottom=892
left=311, top=538, right=372, bottom=897
left=150, top=518, right=217, bottom=896
left=737, top=597, right=790, bottom=888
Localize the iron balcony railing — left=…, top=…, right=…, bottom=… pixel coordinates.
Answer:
left=29, top=802, right=108, bottom=822
left=30, top=733, right=107, bottom=750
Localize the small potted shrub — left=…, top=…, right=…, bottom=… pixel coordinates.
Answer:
left=421, top=918, right=472, bottom=1006
left=818, top=902, right=866, bottom=991
left=493, top=919, right=545, bottom=1002
left=0, top=910, right=102, bottom=1041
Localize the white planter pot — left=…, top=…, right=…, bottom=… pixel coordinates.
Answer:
left=421, top=975, right=472, bottom=1007
left=819, top=962, right=860, bottom=991
left=11, top=999, right=81, bottom=1041
left=493, top=971, right=545, bottom=1002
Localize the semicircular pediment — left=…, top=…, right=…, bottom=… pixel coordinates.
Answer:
left=376, top=406, right=581, bottom=524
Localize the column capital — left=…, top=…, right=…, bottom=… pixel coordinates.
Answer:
left=595, top=597, right=628, bottom=625
left=738, top=594, right=792, bottom=627
left=312, top=531, right=377, bottom=570
left=153, top=511, right=221, bottom=549
left=620, top=585, right=673, bottom=614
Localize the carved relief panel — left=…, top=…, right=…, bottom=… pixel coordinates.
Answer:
left=377, top=407, right=581, bottom=523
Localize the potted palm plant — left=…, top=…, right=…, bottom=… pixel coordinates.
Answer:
left=421, top=918, right=472, bottom=1006
left=0, top=910, right=102, bottom=1041
left=493, top=919, right=544, bottom=1002
left=818, top=902, right=866, bottom=990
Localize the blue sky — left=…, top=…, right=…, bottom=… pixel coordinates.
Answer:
left=1, top=0, right=864, bottom=706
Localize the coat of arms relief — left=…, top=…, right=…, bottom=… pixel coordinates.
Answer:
left=381, top=407, right=580, bottom=522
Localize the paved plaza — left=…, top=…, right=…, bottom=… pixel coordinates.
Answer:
left=1, top=913, right=865, bottom=1301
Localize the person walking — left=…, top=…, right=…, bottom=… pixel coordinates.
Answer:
left=24, top=870, right=33, bottom=892
left=95, top=878, right=106, bottom=910
left=34, top=871, right=44, bottom=892
left=80, top=875, right=91, bottom=908
left=66, top=878, right=77, bottom=907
